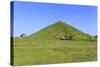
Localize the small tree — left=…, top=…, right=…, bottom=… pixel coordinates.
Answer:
left=89, top=36, right=94, bottom=41
left=94, top=35, right=97, bottom=40
left=61, top=35, right=73, bottom=40
left=94, top=35, right=97, bottom=38
left=69, top=35, right=73, bottom=40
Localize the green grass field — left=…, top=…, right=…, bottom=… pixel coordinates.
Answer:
left=12, top=38, right=97, bottom=66
left=12, top=21, right=97, bottom=66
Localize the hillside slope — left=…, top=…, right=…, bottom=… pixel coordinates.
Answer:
left=28, top=21, right=90, bottom=40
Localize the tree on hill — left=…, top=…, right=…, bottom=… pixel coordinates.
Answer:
left=60, top=35, right=73, bottom=40
left=94, top=35, right=97, bottom=40
left=94, top=35, right=97, bottom=38
left=88, top=35, right=97, bottom=41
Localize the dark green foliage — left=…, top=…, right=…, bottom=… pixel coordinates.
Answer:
left=94, top=35, right=97, bottom=38
left=60, top=35, right=73, bottom=40
left=69, top=35, right=73, bottom=40
left=88, top=35, right=97, bottom=41
left=94, top=35, right=97, bottom=40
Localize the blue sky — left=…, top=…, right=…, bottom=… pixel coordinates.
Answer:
left=12, top=1, right=97, bottom=37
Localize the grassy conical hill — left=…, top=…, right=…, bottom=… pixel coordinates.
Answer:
left=28, top=21, right=90, bottom=40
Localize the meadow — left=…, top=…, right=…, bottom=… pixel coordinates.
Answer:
left=11, top=1, right=97, bottom=66
left=13, top=38, right=97, bottom=66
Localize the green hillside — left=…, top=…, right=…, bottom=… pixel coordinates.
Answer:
left=12, top=21, right=97, bottom=66
left=29, top=21, right=90, bottom=40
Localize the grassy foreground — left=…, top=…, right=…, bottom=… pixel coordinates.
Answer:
left=12, top=38, right=97, bottom=66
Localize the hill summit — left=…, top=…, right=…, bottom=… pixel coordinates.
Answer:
left=29, top=21, right=90, bottom=40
